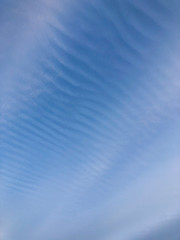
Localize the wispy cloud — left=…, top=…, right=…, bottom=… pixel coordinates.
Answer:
left=1, top=0, right=180, bottom=240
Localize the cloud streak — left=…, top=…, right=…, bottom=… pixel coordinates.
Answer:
left=1, top=0, right=180, bottom=239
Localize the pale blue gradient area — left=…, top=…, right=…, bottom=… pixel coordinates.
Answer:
left=0, top=0, right=180, bottom=239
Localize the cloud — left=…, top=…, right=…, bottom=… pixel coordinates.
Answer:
left=1, top=0, right=180, bottom=240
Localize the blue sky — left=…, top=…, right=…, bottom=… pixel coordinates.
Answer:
left=1, top=0, right=180, bottom=239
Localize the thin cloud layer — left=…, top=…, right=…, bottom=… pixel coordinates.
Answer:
left=1, top=0, right=180, bottom=240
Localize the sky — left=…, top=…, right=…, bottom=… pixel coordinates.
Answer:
left=0, top=0, right=180, bottom=239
